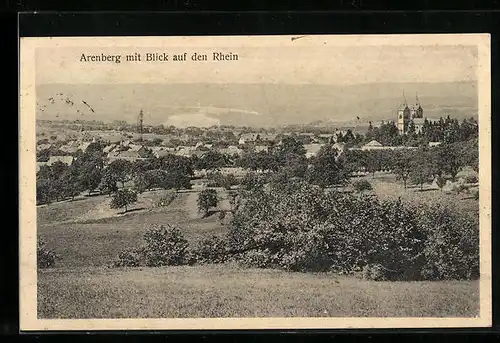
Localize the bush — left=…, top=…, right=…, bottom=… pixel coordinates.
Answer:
left=435, top=176, right=446, bottom=191
left=465, top=175, right=479, bottom=184
left=192, top=235, right=229, bottom=264
left=37, top=238, right=57, bottom=269
left=113, top=248, right=144, bottom=267
left=197, top=189, right=218, bottom=217
left=142, top=225, right=190, bottom=267
left=419, top=205, right=479, bottom=280
left=352, top=179, right=373, bottom=193
left=237, top=249, right=274, bottom=269
left=362, top=264, right=390, bottom=281
left=114, top=225, right=191, bottom=268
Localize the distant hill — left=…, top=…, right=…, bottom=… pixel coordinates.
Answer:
left=36, top=82, right=477, bottom=128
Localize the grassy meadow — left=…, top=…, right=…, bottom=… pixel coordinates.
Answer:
left=39, top=265, right=479, bottom=318
left=37, top=171, right=480, bottom=318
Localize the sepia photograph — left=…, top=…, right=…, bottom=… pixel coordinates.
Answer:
left=19, top=34, right=491, bottom=330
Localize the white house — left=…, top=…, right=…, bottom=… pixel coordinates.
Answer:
left=304, top=144, right=324, bottom=158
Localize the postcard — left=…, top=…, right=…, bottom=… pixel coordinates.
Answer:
left=19, top=34, right=491, bottom=331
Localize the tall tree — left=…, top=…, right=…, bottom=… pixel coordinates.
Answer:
left=435, top=143, right=464, bottom=181
left=99, top=169, right=119, bottom=195
left=107, top=159, right=133, bottom=188
left=110, top=189, right=137, bottom=213
left=392, top=149, right=414, bottom=189
left=197, top=189, right=218, bottom=217
left=278, top=136, right=306, bottom=157
left=307, top=144, right=348, bottom=188
left=409, top=147, right=433, bottom=190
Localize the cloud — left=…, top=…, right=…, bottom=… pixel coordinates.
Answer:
left=164, top=112, right=220, bottom=128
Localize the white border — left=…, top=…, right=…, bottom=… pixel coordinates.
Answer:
left=19, top=34, right=492, bottom=331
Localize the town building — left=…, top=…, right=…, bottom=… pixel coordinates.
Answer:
left=107, top=150, right=147, bottom=163
left=59, top=141, right=80, bottom=154
left=77, top=142, right=92, bottom=153
left=238, top=133, right=260, bottom=145
left=220, top=145, right=243, bottom=156
left=127, top=144, right=149, bottom=157
left=47, top=155, right=74, bottom=166
left=254, top=145, right=269, bottom=153
left=359, top=140, right=419, bottom=151
left=361, top=140, right=384, bottom=151
left=304, top=143, right=324, bottom=158
left=103, top=144, right=118, bottom=154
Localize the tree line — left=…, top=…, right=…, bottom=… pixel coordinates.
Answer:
left=36, top=143, right=194, bottom=206
left=364, top=116, right=478, bottom=147
left=36, top=134, right=478, bottom=206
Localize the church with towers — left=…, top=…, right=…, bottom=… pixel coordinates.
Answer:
left=397, top=92, right=425, bottom=135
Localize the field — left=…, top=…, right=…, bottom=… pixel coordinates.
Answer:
left=39, top=265, right=478, bottom=318
left=37, top=172, right=480, bottom=318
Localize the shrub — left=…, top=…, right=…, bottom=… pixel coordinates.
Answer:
left=113, top=248, right=144, bottom=267
left=362, top=264, right=390, bottom=281
left=112, top=225, right=194, bottom=268
left=37, top=238, right=57, bottom=269
left=352, top=179, right=373, bottom=193
left=419, top=205, right=479, bottom=280
left=435, top=176, right=446, bottom=191
left=197, top=189, right=218, bottom=217
left=237, top=250, right=274, bottom=269
left=142, top=225, right=190, bottom=267
left=192, top=235, right=229, bottom=264
left=465, top=175, right=479, bottom=184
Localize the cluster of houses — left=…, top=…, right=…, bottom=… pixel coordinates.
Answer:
left=36, top=128, right=441, bottom=173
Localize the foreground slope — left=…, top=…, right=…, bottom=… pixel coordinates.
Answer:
left=38, top=264, right=479, bottom=318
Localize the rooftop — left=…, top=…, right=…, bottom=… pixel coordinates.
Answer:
left=364, top=140, right=383, bottom=147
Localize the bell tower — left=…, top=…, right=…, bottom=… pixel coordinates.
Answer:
left=397, top=90, right=410, bottom=134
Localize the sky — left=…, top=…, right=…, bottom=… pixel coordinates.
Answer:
left=36, top=43, right=478, bottom=86
left=32, top=35, right=482, bottom=127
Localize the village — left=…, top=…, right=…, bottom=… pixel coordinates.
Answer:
left=36, top=102, right=447, bottom=178
left=36, top=125, right=416, bottom=173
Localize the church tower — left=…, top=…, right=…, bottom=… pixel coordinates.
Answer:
left=397, top=91, right=410, bottom=134
left=410, top=93, right=424, bottom=119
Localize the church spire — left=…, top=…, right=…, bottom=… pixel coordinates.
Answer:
left=403, top=90, right=408, bottom=107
